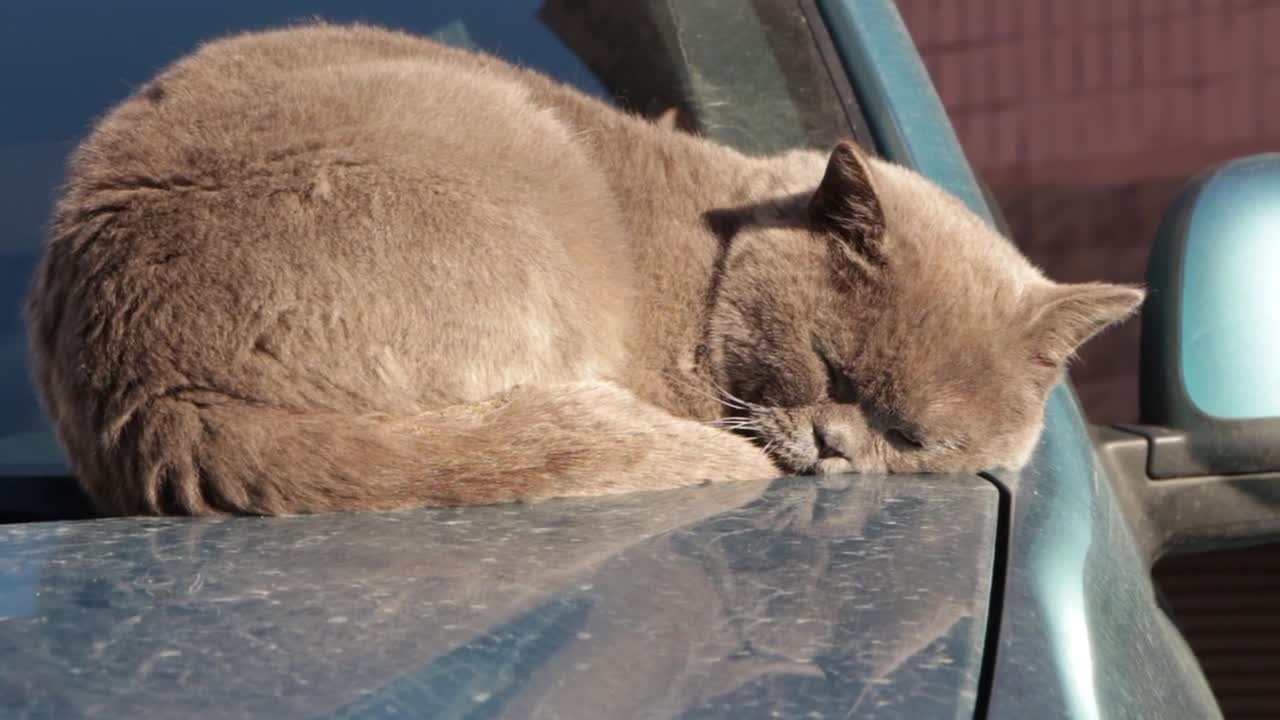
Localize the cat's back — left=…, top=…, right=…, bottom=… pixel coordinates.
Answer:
left=72, top=24, right=589, bottom=211
left=32, top=23, right=634, bottom=418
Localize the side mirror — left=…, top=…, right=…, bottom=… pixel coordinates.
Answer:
left=1098, top=153, right=1280, bottom=560
left=1139, top=153, right=1280, bottom=475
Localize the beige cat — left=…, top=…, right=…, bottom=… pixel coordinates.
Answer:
left=26, top=22, right=1142, bottom=516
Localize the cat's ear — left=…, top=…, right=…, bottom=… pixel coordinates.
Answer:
left=1025, top=282, right=1145, bottom=370
left=808, top=140, right=885, bottom=262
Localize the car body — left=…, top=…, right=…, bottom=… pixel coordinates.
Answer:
left=0, top=1, right=1240, bottom=718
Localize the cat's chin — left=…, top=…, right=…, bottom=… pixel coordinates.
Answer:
left=766, top=449, right=862, bottom=477
left=812, top=456, right=856, bottom=476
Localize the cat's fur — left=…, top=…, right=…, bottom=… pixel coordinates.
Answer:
left=26, top=23, right=1143, bottom=516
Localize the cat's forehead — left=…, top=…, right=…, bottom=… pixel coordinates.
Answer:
left=865, top=167, right=1041, bottom=327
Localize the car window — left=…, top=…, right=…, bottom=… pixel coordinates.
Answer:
left=0, top=0, right=852, bottom=477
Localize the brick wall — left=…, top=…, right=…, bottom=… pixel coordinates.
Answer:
left=900, top=0, right=1280, bottom=424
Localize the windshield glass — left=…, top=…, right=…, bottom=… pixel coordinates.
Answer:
left=0, top=1, right=852, bottom=477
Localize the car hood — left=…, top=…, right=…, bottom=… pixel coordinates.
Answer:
left=0, top=474, right=997, bottom=719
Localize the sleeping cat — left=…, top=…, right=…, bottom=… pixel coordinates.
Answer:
left=26, top=22, right=1143, bottom=516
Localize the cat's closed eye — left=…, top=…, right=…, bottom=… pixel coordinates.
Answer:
left=886, top=427, right=924, bottom=449
left=816, top=346, right=858, bottom=404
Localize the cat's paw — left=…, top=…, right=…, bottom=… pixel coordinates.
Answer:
left=492, top=381, right=781, bottom=497
left=649, top=420, right=782, bottom=486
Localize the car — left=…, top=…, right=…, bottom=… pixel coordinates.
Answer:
left=1, top=1, right=1276, bottom=718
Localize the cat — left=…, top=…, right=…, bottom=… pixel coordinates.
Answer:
left=26, top=22, right=1143, bottom=516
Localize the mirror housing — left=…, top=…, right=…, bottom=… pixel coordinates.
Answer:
left=1138, top=153, right=1280, bottom=476
left=1098, top=154, right=1280, bottom=561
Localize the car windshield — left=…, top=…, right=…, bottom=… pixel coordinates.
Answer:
left=0, top=0, right=853, bottom=477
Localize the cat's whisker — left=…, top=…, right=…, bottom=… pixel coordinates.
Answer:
left=704, top=416, right=756, bottom=426
left=711, top=394, right=753, bottom=413
left=703, top=416, right=761, bottom=428
left=667, top=373, right=753, bottom=413
left=701, top=417, right=757, bottom=427
left=706, top=378, right=761, bottom=413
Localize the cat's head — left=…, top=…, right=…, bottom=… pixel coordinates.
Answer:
left=708, top=140, right=1143, bottom=476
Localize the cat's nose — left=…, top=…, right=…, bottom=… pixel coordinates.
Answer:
left=813, top=424, right=851, bottom=460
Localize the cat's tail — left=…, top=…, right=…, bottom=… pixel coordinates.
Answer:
left=80, top=381, right=779, bottom=516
